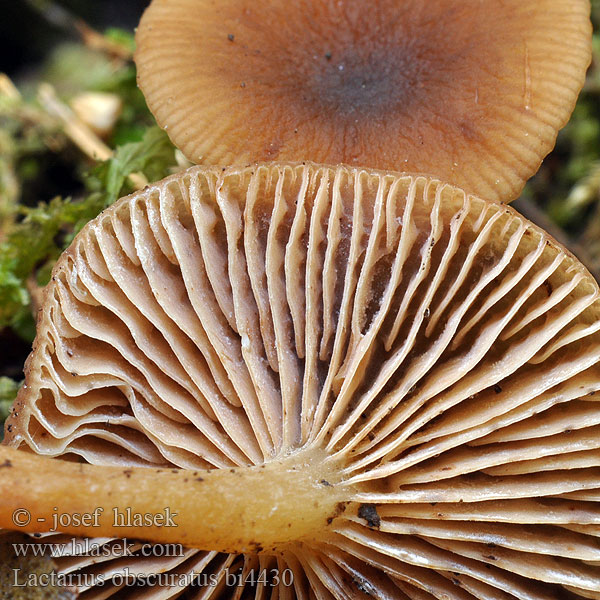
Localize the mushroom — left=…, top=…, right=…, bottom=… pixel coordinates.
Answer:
left=2, top=162, right=600, bottom=597
left=134, top=0, right=592, bottom=203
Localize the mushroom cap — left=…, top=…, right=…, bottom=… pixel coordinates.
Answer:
left=134, top=0, right=592, bottom=203
left=5, top=162, right=600, bottom=597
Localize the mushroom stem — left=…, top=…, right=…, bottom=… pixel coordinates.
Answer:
left=0, top=446, right=348, bottom=553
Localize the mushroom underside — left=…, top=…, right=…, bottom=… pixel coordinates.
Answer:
left=3, top=163, right=600, bottom=598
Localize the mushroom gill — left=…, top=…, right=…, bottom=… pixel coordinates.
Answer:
left=3, top=163, right=600, bottom=598
left=134, top=0, right=592, bottom=203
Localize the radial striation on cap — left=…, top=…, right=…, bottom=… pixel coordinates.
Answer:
left=3, top=163, right=600, bottom=597
left=135, top=0, right=592, bottom=203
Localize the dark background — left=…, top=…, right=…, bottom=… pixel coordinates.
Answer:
left=1, top=0, right=151, bottom=76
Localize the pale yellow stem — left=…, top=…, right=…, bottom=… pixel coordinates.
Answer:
left=0, top=447, right=349, bottom=553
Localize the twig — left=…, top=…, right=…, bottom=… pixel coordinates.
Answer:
left=37, top=83, right=112, bottom=161
left=0, top=74, right=21, bottom=100
left=24, top=0, right=75, bottom=31
left=25, top=0, right=132, bottom=60
left=75, top=20, right=132, bottom=61
left=0, top=75, right=23, bottom=239
left=37, top=83, right=147, bottom=190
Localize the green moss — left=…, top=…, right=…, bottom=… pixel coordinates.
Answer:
left=0, top=377, right=20, bottom=422
left=0, top=125, right=175, bottom=336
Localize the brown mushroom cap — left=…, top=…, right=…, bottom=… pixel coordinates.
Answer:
left=135, top=0, right=592, bottom=203
left=4, top=162, right=600, bottom=597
